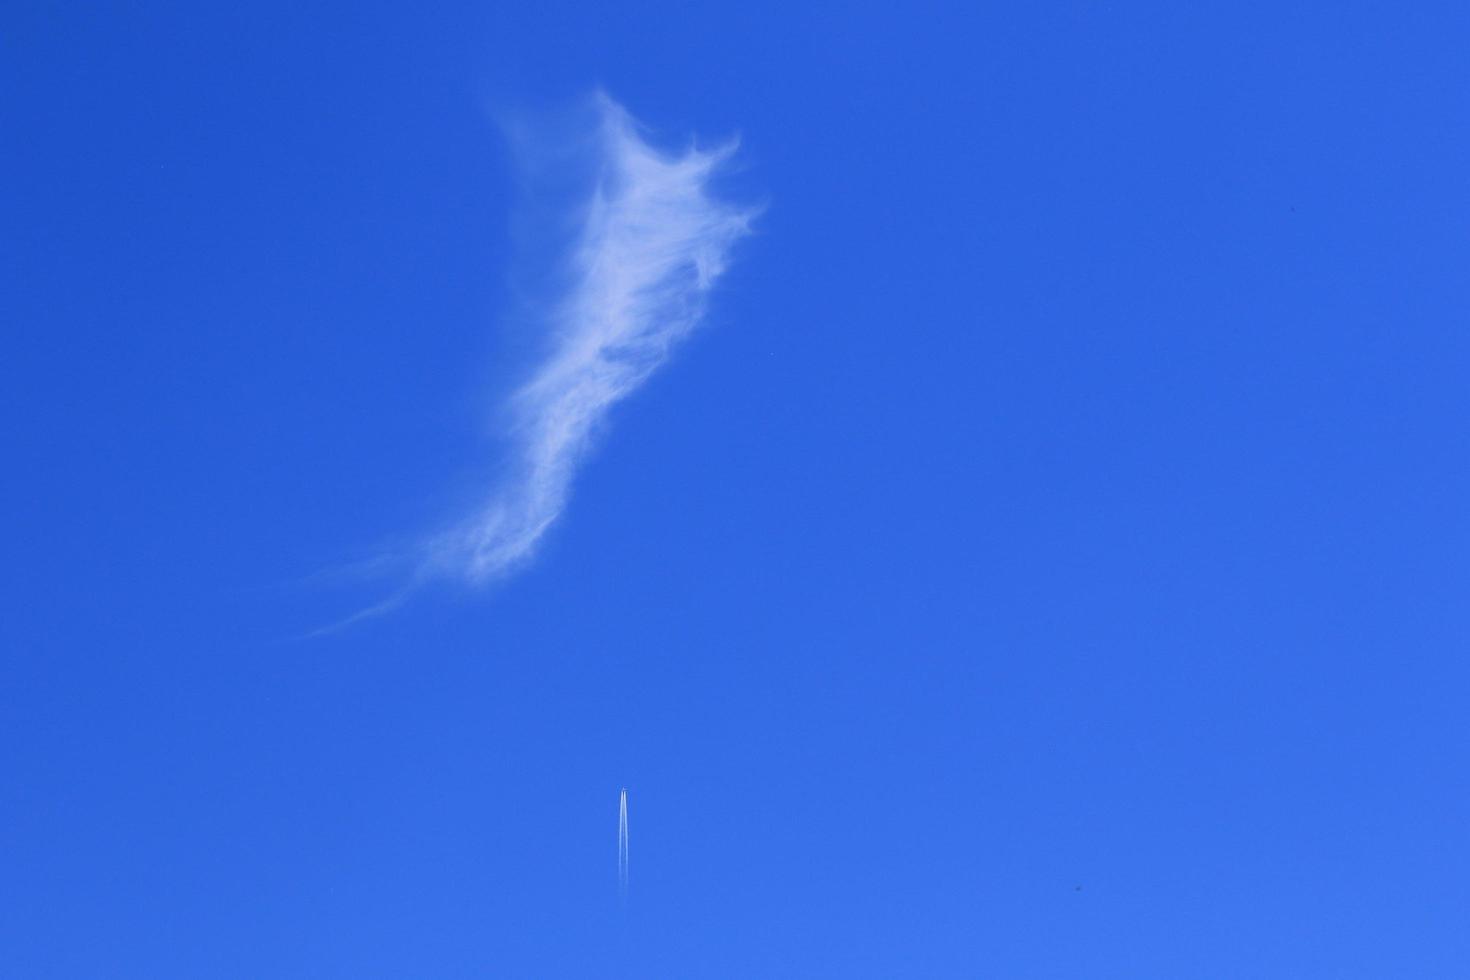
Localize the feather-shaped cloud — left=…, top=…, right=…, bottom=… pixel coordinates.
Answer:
left=432, top=94, right=756, bottom=582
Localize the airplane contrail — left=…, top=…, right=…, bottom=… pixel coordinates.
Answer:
left=618, top=788, right=629, bottom=902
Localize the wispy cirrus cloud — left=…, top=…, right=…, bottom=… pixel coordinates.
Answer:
left=428, top=94, right=756, bottom=583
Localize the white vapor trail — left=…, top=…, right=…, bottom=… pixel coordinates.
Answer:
left=432, top=94, right=756, bottom=584
left=618, top=788, right=629, bottom=900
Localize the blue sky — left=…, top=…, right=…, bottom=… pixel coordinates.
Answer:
left=5, top=2, right=1468, bottom=976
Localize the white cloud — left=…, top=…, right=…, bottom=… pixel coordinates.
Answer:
left=430, top=94, right=756, bottom=583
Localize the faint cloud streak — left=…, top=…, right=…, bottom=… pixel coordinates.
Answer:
left=432, top=94, right=756, bottom=583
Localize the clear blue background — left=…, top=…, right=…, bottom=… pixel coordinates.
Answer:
left=5, top=2, right=1467, bottom=976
